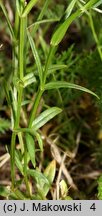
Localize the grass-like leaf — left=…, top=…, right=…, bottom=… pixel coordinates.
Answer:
left=27, top=169, right=49, bottom=185
left=93, top=0, right=102, bottom=8
left=23, top=72, right=36, bottom=87
left=12, top=189, right=28, bottom=200
left=0, top=118, right=10, bottom=134
left=16, top=0, right=22, bottom=15
left=27, top=30, right=43, bottom=86
left=15, top=150, right=24, bottom=175
left=45, top=81, right=99, bottom=99
left=51, top=0, right=99, bottom=46
left=22, top=0, right=38, bottom=17
left=26, top=133, right=36, bottom=168
left=47, top=64, right=68, bottom=75
left=51, top=10, right=80, bottom=46
left=0, top=186, right=10, bottom=198
left=34, top=132, right=43, bottom=152
left=65, top=0, right=77, bottom=19
left=32, top=107, right=62, bottom=130
left=28, top=18, right=59, bottom=29
left=0, top=0, right=15, bottom=40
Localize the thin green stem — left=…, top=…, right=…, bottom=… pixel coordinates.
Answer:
left=43, top=46, right=56, bottom=86
left=0, top=1, right=15, bottom=40
left=32, top=0, right=51, bottom=35
left=28, top=89, right=43, bottom=127
left=16, top=87, right=23, bottom=126
left=11, top=89, right=23, bottom=189
left=17, top=16, right=31, bottom=195
left=88, top=12, right=102, bottom=60
left=24, top=142, right=31, bottom=197
left=27, top=0, right=51, bottom=52
left=14, top=9, right=20, bottom=39
left=11, top=16, right=26, bottom=188
left=11, top=132, right=16, bottom=188
left=19, top=17, right=25, bottom=79
left=28, top=46, right=56, bottom=128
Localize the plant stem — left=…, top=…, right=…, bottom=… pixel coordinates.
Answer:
left=24, top=142, right=31, bottom=197
left=28, top=88, right=44, bottom=127
left=11, top=132, right=16, bottom=188
left=19, top=18, right=25, bottom=79
left=14, top=9, right=20, bottom=39
left=28, top=46, right=55, bottom=127
left=11, top=16, right=26, bottom=189
left=11, top=87, right=23, bottom=189
left=43, top=46, right=56, bottom=85
left=88, top=12, right=102, bottom=60
left=0, top=1, right=15, bottom=40
left=33, top=0, right=51, bottom=35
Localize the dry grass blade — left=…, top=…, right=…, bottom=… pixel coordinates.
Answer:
left=42, top=132, right=77, bottom=190
left=0, top=153, right=10, bottom=168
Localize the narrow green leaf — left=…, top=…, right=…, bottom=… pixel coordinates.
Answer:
left=23, top=72, right=35, bottom=81
left=83, top=0, right=99, bottom=10
left=27, top=169, right=49, bottom=185
left=93, top=0, right=102, bottom=8
left=65, top=0, right=77, bottom=19
left=26, top=133, right=36, bottom=168
left=28, top=18, right=59, bottom=29
left=34, top=132, right=43, bottom=152
left=15, top=150, right=24, bottom=175
left=32, top=107, right=62, bottom=130
left=13, top=74, right=36, bottom=88
left=23, top=73, right=36, bottom=87
left=18, top=132, right=24, bottom=154
left=5, top=86, right=17, bottom=123
left=0, top=1, right=15, bottom=40
left=4, top=82, right=11, bottom=106
left=51, top=0, right=98, bottom=46
left=0, top=118, right=10, bottom=134
left=14, top=127, right=34, bottom=134
left=24, top=77, right=36, bottom=87
left=0, top=186, right=10, bottom=198
left=27, top=30, right=43, bottom=85
left=22, top=0, right=38, bottom=17
left=45, top=81, right=99, bottom=99
left=48, top=64, right=68, bottom=75
left=21, top=99, right=32, bottom=106
left=13, top=77, right=24, bottom=88
left=16, top=0, right=21, bottom=15
left=16, top=0, right=25, bottom=15
left=26, top=64, right=67, bottom=77
left=32, top=0, right=51, bottom=34
left=51, top=10, right=80, bottom=46
left=12, top=189, right=28, bottom=200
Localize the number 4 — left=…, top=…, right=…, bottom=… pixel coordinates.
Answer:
left=90, top=203, right=96, bottom=211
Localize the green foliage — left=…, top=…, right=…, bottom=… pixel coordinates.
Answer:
left=0, top=186, right=10, bottom=198
left=51, top=0, right=99, bottom=46
left=0, top=118, right=10, bottom=134
left=0, top=0, right=102, bottom=200
left=98, top=175, right=102, bottom=199
left=45, top=81, right=99, bottom=98
left=32, top=107, right=62, bottom=130
left=26, top=133, right=36, bottom=168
